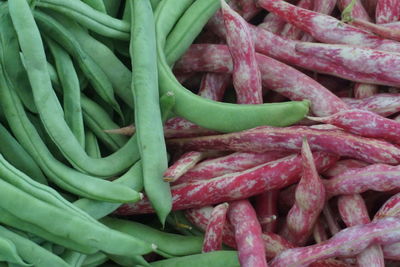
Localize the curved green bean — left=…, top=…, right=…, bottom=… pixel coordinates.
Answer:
left=36, top=0, right=129, bottom=40
left=46, top=37, right=85, bottom=147
left=150, top=251, right=240, bottom=267
left=131, top=0, right=171, bottom=224
left=0, top=236, right=29, bottom=266
left=156, top=0, right=310, bottom=132
left=82, top=252, right=108, bottom=267
left=10, top=8, right=141, bottom=177
left=81, top=0, right=106, bottom=13
left=60, top=250, right=87, bottom=267
left=103, top=0, right=121, bottom=18
left=0, top=226, right=70, bottom=267
left=85, top=129, right=101, bottom=158
left=0, top=123, right=47, bottom=185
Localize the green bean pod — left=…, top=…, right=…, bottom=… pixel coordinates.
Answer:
left=46, top=37, right=85, bottom=147
left=157, top=0, right=310, bottom=132
left=81, top=0, right=106, bottom=13
left=103, top=0, right=121, bottom=18
left=131, top=0, right=171, bottom=224
left=150, top=251, right=240, bottom=267
left=60, top=250, right=87, bottom=267
left=36, top=0, right=129, bottom=40
left=0, top=236, right=30, bottom=266
left=82, top=252, right=108, bottom=267
left=84, top=129, right=102, bottom=158
left=0, top=226, right=70, bottom=267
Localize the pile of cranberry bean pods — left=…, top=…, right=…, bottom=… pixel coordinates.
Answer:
left=3, top=0, right=400, bottom=266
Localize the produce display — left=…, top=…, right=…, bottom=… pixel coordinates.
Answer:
left=2, top=0, right=400, bottom=266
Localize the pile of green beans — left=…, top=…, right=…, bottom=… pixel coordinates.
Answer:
left=0, top=0, right=309, bottom=265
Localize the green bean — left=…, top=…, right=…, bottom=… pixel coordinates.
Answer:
left=81, top=0, right=106, bottom=13
left=107, top=254, right=149, bottom=267
left=165, top=0, right=220, bottom=65
left=73, top=160, right=143, bottom=220
left=60, top=250, right=87, bottom=267
left=101, top=217, right=204, bottom=257
left=36, top=0, right=129, bottom=40
left=0, top=226, right=70, bottom=267
left=131, top=0, right=171, bottom=224
left=150, top=251, right=240, bottom=267
left=103, top=0, right=121, bottom=17
left=0, top=6, right=36, bottom=114
left=85, top=130, right=102, bottom=158
left=0, top=177, right=154, bottom=256
left=0, top=62, right=140, bottom=202
left=156, top=0, right=310, bottom=132
left=53, top=13, right=134, bottom=109
left=82, top=252, right=108, bottom=267
left=46, top=37, right=85, bottom=147
left=150, top=0, right=160, bottom=10
left=34, top=11, right=122, bottom=119
left=0, top=123, right=47, bottom=185
left=0, top=236, right=29, bottom=266
left=10, top=7, right=141, bottom=177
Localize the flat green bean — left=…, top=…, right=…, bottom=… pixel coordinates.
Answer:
left=156, top=0, right=310, bottom=132
left=11, top=8, right=139, bottom=177
left=150, top=251, right=240, bottom=267
left=36, top=0, right=129, bottom=40
left=0, top=226, right=70, bottom=267
left=0, top=123, right=47, bottom=185
left=46, top=37, right=85, bottom=147
left=131, top=0, right=171, bottom=224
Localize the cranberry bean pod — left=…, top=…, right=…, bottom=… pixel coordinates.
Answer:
left=325, top=164, right=400, bottom=197
left=202, top=203, right=229, bottom=253
left=354, top=83, right=379, bottom=99
left=167, top=126, right=400, bottom=164
left=258, top=12, right=286, bottom=33
left=230, top=0, right=261, bottom=21
left=313, top=217, right=329, bottom=243
left=352, top=18, right=400, bottom=41
left=228, top=200, right=268, bottom=267
left=376, top=0, right=400, bottom=24
left=338, top=194, right=385, bottom=267
left=115, top=152, right=338, bottom=214
left=220, top=0, right=263, bottom=104
left=323, top=159, right=369, bottom=178
left=285, top=139, right=326, bottom=245
left=198, top=73, right=230, bottom=101
left=163, top=151, right=206, bottom=182
left=174, top=44, right=348, bottom=116
left=338, top=0, right=372, bottom=21
left=280, top=0, right=314, bottom=40
left=341, top=94, right=400, bottom=117
left=270, top=216, right=400, bottom=267
left=176, top=151, right=290, bottom=185
left=254, top=190, right=279, bottom=233
left=322, top=203, right=341, bottom=236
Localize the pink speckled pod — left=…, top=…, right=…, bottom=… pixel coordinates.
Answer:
left=325, top=164, right=400, bottom=197
left=202, top=202, right=229, bottom=252
left=228, top=200, right=268, bottom=267
left=174, top=44, right=348, bottom=116
left=354, top=83, right=379, bottom=99
left=167, top=126, right=400, bottom=164
left=198, top=73, right=230, bottom=101
left=115, top=152, right=338, bottom=214
left=352, top=18, right=400, bottom=41
left=323, top=159, right=369, bottom=178
left=376, top=0, right=400, bottom=24
left=270, top=216, right=400, bottom=266
left=258, top=12, right=286, bottom=33
left=295, top=42, right=400, bottom=87
left=375, top=192, right=400, bottom=220
left=341, top=94, right=400, bottom=117
left=254, top=190, right=279, bottom=233
left=309, top=109, right=400, bottom=144
left=163, top=151, right=206, bottom=182
left=285, top=139, right=326, bottom=245
left=175, top=151, right=289, bottom=185
left=163, top=117, right=218, bottom=139
left=220, top=0, right=263, bottom=104
left=338, top=194, right=384, bottom=267
left=313, top=217, right=329, bottom=243
left=338, top=0, right=372, bottom=21
left=280, top=0, right=314, bottom=40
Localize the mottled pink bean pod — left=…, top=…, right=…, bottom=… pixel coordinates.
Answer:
left=323, top=159, right=369, bottom=178
left=175, top=151, right=289, bottom=185
left=285, top=139, right=326, bottom=245
left=231, top=0, right=261, bottom=20
left=295, top=42, right=400, bottom=87
left=257, top=0, right=400, bottom=53
left=354, top=83, right=379, bottom=99
left=174, top=44, right=348, bottom=116
left=325, top=164, right=400, bottom=197
left=258, top=12, right=286, bottom=33
left=198, top=73, right=230, bottom=101
left=163, top=117, right=219, bottom=139
left=167, top=125, right=400, bottom=164
left=308, top=109, right=400, bottom=144
left=280, top=0, right=314, bottom=40
left=374, top=192, right=400, bottom=220
left=254, top=190, right=279, bottom=233
left=228, top=200, right=268, bottom=267
left=163, top=151, right=206, bottom=182
left=115, top=152, right=338, bottom=214
left=323, top=203, right=341, bottom=236
left=202, top=202, right=229, bottom=253
left=270, top=216, right=400, bottom=267
left=352, top=18, right=400, bottom=41
left=342, top=93, right=400, bottom=117
left=338, top=0, right=372, bottom=21
left=376, top=0, right=400, bottom=24
left=313, top=217, right=329, bottom=243
left=220, top=0, right=263, bottom=104
left=338, top=194, right=384, bottom=267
